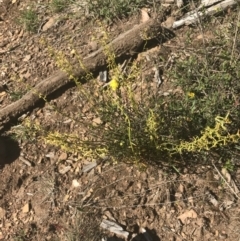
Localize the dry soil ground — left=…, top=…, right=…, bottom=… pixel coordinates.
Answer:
left=0, top=0, right=240, bottom=241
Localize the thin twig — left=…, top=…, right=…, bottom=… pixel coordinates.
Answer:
left=230, top=7, right=240, bottom=64
left=212, top=161, right=239, bottom=199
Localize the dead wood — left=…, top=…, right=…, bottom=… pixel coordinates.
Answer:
left=0, top=18, right=165, bottom=132
left=172, top=0, right=238, bottom=29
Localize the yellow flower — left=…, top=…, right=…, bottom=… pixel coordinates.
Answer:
left=109, top=78, right=119, bottom=91
left=187, top=92, right=195, bottom=98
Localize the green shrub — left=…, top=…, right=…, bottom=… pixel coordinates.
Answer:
left=18, top=7, right=39, bottom=32
left=87, top=0, right=149, bottom=22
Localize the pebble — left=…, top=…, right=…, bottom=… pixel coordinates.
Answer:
left=58, top=152, right=68, bottom=161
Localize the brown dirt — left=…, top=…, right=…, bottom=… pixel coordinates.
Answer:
left=0, top=15, right=167, bottom=131
left=0, top=0, right=240, bottom=241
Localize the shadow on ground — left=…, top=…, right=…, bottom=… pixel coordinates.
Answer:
left=105, top=228, right=160, bottom=241
left=0, top=136, right=21, bottom=168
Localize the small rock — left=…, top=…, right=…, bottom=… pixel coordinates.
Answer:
left=140, top=8, right=150, bottom=23
left=89, top=41, right=98, bottom=52
left=163, top=92, right=170, bottom=96
left=99, top=70, right=107, bottom=82
left=59, top=152, right=68, bottom=161
left=140, top=172, right=148, bottom=180
left=176, top=0, right=184, bottom=8
left=63, top=194, right=69, bottom=202
left=100, top=219, right=129, bottom=239
left=178, top=209, right=198, bottom=224
left=42, top=17, right=58, bottom=32
left=72, top=179, right=80, bottom=188
left=23, top=55, right=31, bottom=62
left=45, top=152, right=55, bottom=158
left=92, top=117, right=102, bottom=125
left=63, top=118, right=72, bottom=124
left=22, top=203, right=30, bottom=213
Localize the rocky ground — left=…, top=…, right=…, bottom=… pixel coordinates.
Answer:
left=0, top=0, right=240, bottom=240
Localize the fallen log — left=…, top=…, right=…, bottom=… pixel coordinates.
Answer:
left=172, top=0, right=238, bottom=29
left=0, top=18, right=165, bottom=132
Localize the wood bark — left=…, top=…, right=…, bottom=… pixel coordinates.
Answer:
left=0, top=18, right=164, bottom=132
left=172, top=0, right=238, bottom=29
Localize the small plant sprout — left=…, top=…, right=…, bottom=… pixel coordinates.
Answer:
left=18, top=7, right=39, bottom=32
